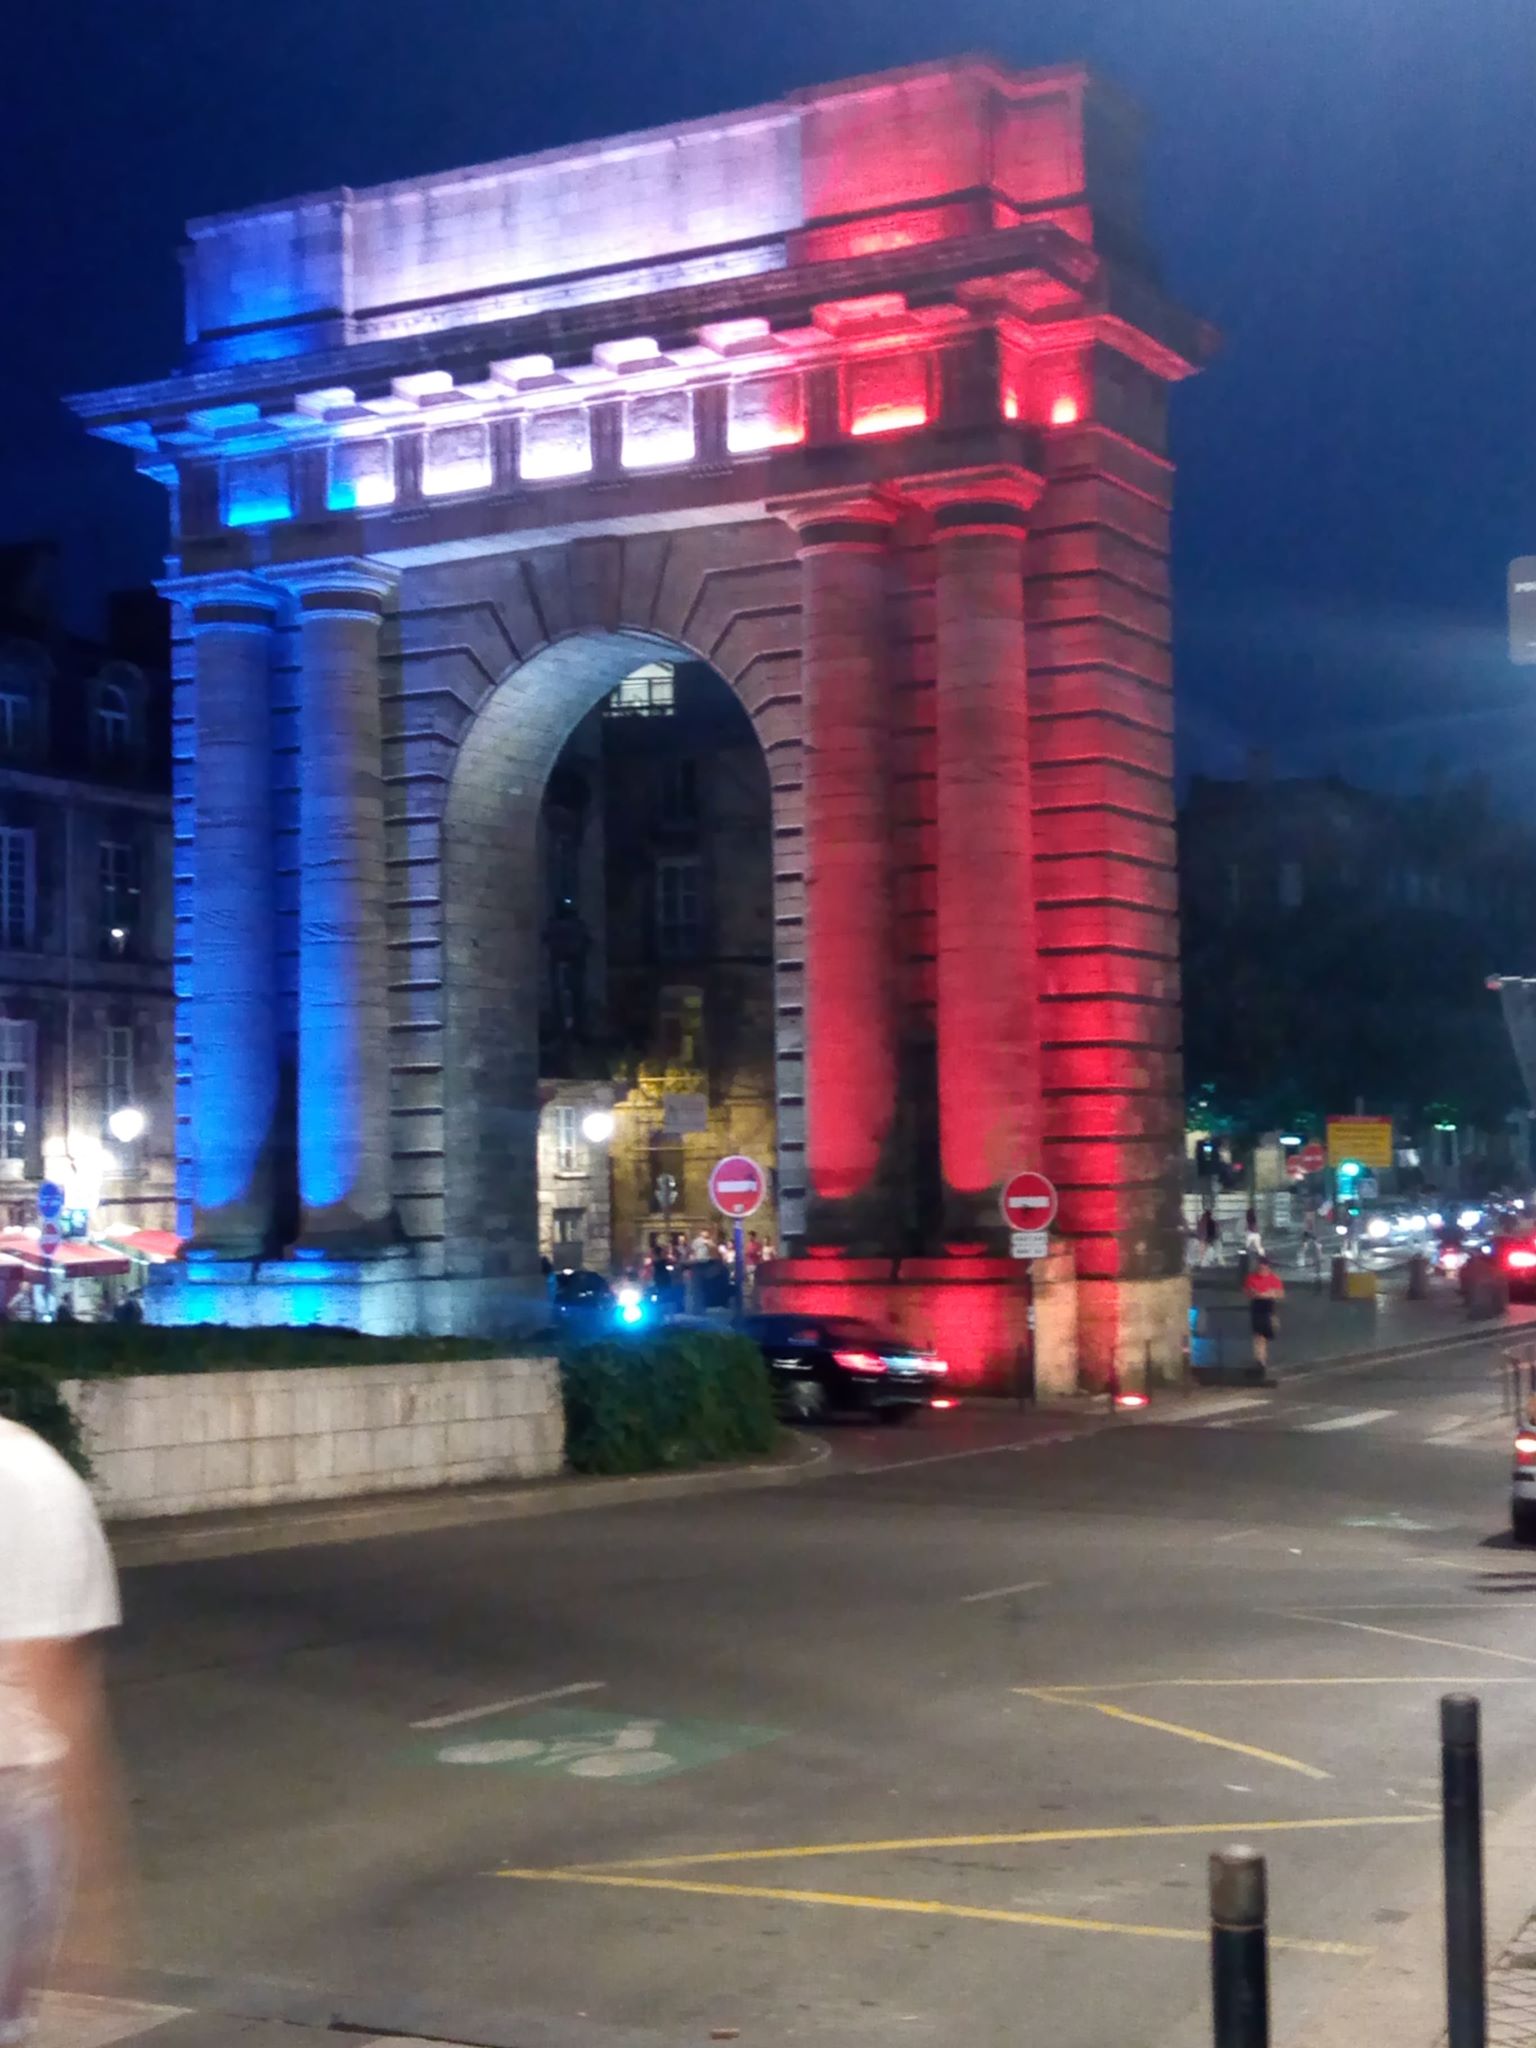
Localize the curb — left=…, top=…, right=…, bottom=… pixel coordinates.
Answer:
left=111, top=1432, right=831, bottom=1569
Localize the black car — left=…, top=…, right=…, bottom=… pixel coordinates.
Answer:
left=739, top=1313, right=948, bottom=1422
left=546, top=1267, right=616, bottom=1337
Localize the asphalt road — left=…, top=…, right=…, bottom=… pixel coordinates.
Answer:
left=107, top=1338, right=1536, bottom=2048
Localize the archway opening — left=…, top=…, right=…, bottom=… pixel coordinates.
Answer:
left=440, top=632, right=778, bottom=1301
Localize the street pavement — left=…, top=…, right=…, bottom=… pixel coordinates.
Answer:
left=61, top=1334, right=1536, bottom=2048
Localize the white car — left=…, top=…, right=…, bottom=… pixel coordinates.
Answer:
left=1512, top=1427, right=1536, bottom=1541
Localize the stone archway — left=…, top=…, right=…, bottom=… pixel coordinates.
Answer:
left=85, top=56, right=1210, bottom=1383
left=387, top=524, right=805, bottom=1324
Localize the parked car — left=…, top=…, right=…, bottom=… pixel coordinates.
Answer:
left=546, top=1267, right=617, bottom=1338
left=738, top=1313, right=948, bottom=1423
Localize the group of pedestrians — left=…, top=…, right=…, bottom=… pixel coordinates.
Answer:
left=632, top=1226, right=772, bottom=1311
left=1188, top=1201, right=1288, bottom=1371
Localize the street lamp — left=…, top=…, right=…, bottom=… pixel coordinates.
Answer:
left=581, top=1109, right=616, bottom=1145
left=107, top=1105, right=146, bottom=1144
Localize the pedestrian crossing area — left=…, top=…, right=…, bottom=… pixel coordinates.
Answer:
left=1170, top=1393, right=1509, bottom=1448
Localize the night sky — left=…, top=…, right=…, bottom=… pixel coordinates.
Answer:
left=5, top=0, right=1534, bottom=796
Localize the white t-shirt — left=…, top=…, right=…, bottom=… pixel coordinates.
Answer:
left=0, top=1417, right=120, bottom=1768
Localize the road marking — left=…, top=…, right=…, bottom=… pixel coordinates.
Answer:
left=840, top=1435, right=1089, bottom=1477
left=960, top=1578, right=1050, bottom=1605
left=1164, top=1398, right=1272, bottom=1425
left=1025, top=1676, right=1536, bottom=1692
left=1300, top=1408, right=1396, bottom=1433
left=410, top=1680, right=607, bottom=1730
left=1017, top=1688, right=1330, bottom=1779
left=1281, top=1613, right=1536, bottom=1668
left=577, top=1814, right=1432, bottom=1873
left=496, top=1868, right=1371, bottom=1955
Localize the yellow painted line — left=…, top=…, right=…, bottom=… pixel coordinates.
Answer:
left=496, top=1868, right=1371, bottom=1956
left=1033, top=1676, right=1536, bottom=1694
left=1018, top=1688, right=1331, bottom=1780
left=1281, top=1613, right=1536, bottom=1668
left=574, top=1814, right=1430, bottom=1874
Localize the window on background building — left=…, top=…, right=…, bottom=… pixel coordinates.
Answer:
left=0, top=689, right=33, bottom=757
left=99, top=838, right=140, bottom=956
left=605, top=662, right=675, bottom=719
left=551, top=1103, right=582, bottom=1174
left=0, top=828, right=35, bottom=949
left=655, top=856, right=703, bottom=959
left=553, top=1207, right=584, bottom=1247
left=0, top=1020, right=32, bottom=1165
left=658, top=758, right=700, bottom=825
left=104, top=1024, right=134, bottom=1114
left=94, top=682, right=132, bottom=763
left=1278, top=860, right=1304, bottom=908
left=657, top=985, right=705, bottom=1066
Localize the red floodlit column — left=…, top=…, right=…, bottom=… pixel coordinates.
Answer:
left=780, top=497, right=901, bottom=1245
left=926, top=480, right=1046, bottom=1244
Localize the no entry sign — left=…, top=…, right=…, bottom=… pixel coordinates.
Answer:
left=1000, top=1171, right=1058, bottom=1234
left=709, top=1155, right=765, bottom=1219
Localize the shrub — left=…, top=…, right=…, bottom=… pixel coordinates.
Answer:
left=0, top=1324, right=511, bottom=1379
left=0, top=1356, right=88, bottom=1473
left=561, top=1328, right=777, bottom=1475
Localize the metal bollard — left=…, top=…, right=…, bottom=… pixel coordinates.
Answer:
left=1407, top=1252, right=1430, bottom=1300
left=1210, top=1847, right=1269, bottom=2048
left=1441, top=1694, right=1487, bottom=2048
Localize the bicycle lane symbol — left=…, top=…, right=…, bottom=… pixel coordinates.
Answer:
left=421, top=1705, right=781, bottom=1784
left=440, top=1718, right=675, bottom=1780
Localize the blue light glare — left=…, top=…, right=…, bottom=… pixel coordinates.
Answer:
left=224, top=492, right=293, bottom=528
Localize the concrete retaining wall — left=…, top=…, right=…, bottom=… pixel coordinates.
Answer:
left=66, top=1357, right=564, bottom=1520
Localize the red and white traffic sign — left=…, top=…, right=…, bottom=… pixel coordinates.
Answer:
left=1296, top=1142, right=1327, bottom=1175
left=1000, top=1170, right=1058, bottom=1233
left=38, top=1221, right=62, bottom=1256
left=708, top=1154, right=765, bottom=1219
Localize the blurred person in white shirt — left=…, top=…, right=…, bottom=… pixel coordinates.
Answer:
left=0, top=1415, right=124, bottom=2043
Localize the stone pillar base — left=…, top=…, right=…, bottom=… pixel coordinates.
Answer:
left=146, top=1257, right=548, bottom=1339
left=1076, top=1273, right=1191, bottom=1392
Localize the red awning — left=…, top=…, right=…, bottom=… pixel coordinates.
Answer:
left=101, top=1228, right=184, bottom=1262
left=0, top=1232, right=131, bottom=1278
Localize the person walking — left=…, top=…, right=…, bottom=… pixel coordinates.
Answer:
left=743, top=1230, right=765, bottom=1302
left=1297, top=1206, right=1322, bottom=1277
left=1197, top=1206, right=1222, bottom=1268
left=1243, top=1255, right=1285, bottom=1374
left=1, top=1414, right=126, bottom=2042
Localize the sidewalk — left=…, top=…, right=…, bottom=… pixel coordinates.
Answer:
left=1190, top=1263, right=1536, bottom=1380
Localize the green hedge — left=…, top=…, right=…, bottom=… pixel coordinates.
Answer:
left=561, top=1329, right=777, bottom=1475
left=0, top=1357, right=87, bottom=1472
left=0, top=1324, right=511, bottom=1378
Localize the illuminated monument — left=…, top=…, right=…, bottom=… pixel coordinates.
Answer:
left=75, top=56, right=1210, bottom=1387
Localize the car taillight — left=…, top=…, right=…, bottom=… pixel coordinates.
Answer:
left=1517, top=1435, right=1536, bottom=1464
left=833, top=1349, right=887, bottom=1374
left=1508, top=1249, right=1536, bottom=1271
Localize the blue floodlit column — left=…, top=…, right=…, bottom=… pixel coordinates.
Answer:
left=283, top=559, right=399, bottom=1252
left=170, top=575, right=282, bottom=1254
